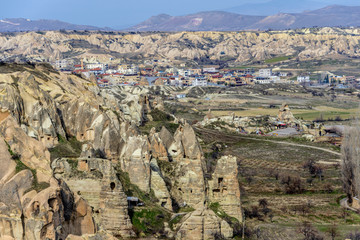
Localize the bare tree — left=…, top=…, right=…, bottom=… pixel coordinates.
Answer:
left=341, top=123, right=360, bottom=204
left=298, top=221, right=324, bottom=240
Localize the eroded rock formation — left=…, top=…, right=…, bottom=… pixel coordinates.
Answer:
left=0, top=64, right=243, bottom=239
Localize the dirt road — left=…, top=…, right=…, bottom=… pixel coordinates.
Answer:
left=195, top=127, right=341, bottom=158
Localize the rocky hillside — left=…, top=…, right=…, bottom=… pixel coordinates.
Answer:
left=2, top=28, right=360, bottom=64
left=0, top=63, right=242, bottom=239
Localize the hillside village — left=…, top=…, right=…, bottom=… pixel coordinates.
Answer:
left=54, top=58, right=360, bottom=89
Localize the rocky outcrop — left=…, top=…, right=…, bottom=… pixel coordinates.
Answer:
left=150, top=159, right=172, bottom=211
left=0, top=64, right=243, bottom=239
left=176, top=206, right=233, bottom=240
left=0, top=115, right=52, bottom=183
left=149, top=127, right=169, bottom=161
left=2, top=29, right=360, bottom=63
left=278, top=103, right=295, bottom=123
left=208, top=155, right=242, bottom=221
left=0, top=170, right=95, bottom=240
left=52, top=158, right=135, bottom=238
left=0, top=136, right=16, bottom=184
left=169, top=123, right=202, bottom=161
left=119, top=134, right=151, bottom=193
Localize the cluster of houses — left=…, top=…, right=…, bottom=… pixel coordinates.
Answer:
left=53, top=58, right=360, bottom=88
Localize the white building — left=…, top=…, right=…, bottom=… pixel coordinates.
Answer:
left=86, top=63, right=107, bottom=70
left=178, top=69, right=193, bottom=77
left=203, top=67, right=217, bottom=73
left=192, top=78, right=208, bottom=87
left=259, top=69, right=272, bottom=78
left=169, top=79, right=182, bottom=86
left=297, top=76, right=310, bottom=83
left=270, top=76, right=281, bottom=83
left=54, top=59, right=70, bottom=69
left=255, top=77, right=272, bottom=84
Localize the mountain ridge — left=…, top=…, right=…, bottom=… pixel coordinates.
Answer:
left=128, top=5, right=360, bottom=31
left=0, top=18, right=109, bottom=32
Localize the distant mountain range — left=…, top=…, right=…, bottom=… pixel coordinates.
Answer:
left=0, top=18, right=107, bottom=32
left=128, top=5, right=360, bottom=31
left=2, top=5, right=360, bottom=33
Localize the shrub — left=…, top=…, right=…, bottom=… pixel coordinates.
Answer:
left=298, top=221, right=324, bottom=240
left=280, top=174, right=305, bottom=194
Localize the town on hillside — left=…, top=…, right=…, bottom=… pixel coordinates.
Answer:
left=53, top=58, right=360, bottom=89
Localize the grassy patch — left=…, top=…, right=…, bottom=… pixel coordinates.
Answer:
left=209, top=202, right=242, bottom=237
left=139, top=121, right=179, bottom=135
left=130, top=208, right=170, bottom=236
left=116, top=167, right=159, bottom=205
left=150, top=109, right=174, bottom=122
left=116, top=167, right=171, bottom=236
left=169, top=214, right=185, bottom=231
left=265, top=55, right=293, bottom=64
left=49, top=135, right=82, bottom=161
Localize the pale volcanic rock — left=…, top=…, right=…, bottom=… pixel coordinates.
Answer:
left=0, top=115, right=52, bottom=182
left=119, top=135, right=151, bottom=192
left=52, top=158, right=135, bottom=238
left=208, top=155, right=242, bottom=221
left=176, top=206, right=233, bottom=240
left=170, top=123, right=202, bottom=160
left=149, top=128, right=169, bottom=160
left=278, top=103, right=295, bottom=123
left=0, top=170, right=33, bottom=239
left=158, top=126, right=174, bottom=150
left=23, top=183, right=95, bottom=240
left=175, top=158, right=206, bottom=207
left=0, top=136, right=16, bottom=184
left=150, top=159, right=172, bottom=210
left=2, top=30, right=360, bottom=64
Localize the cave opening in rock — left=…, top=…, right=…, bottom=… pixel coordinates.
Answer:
left=110, top=182, right=116, bottom=191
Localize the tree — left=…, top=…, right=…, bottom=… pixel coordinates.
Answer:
left=280, top=174, right=305, bottom=194
left=341, top=123, right=360, bottom=204
left=258, top=198, right=268, bottom=209
left=298, top=221, right=324, bottom=240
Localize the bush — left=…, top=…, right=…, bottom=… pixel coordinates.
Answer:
left=280, top=174, right=305, bottom=194
left=150, top=109, right=174, bottom=122
left=298, top=221, right=324, bottom=240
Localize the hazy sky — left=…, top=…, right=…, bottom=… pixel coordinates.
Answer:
left=1, top=0, right=360, bottom=29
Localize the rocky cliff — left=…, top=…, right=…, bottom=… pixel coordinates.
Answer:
left=1, top=28, right=360, bottom=63
left=0, top=63, right=243, bottom=239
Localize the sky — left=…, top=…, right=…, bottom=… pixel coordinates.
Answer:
left=1, top=0, right=360, bottom=29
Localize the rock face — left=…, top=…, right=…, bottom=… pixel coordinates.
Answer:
left=278, top=103, right=295, bottom=123
left=52, top=158, right=134, bottom=238
left=150, top=159, right=172, bottom=211
left=176, top=206, right=233, bottom=240
left=208, top=156, right=242, bottom=221
left=0, top=136, right=16, bottom=184
left=0, top=169, right=95, bottom=240
left=2, top=29, right=360, bottom=63
left=0, top=115, right=52, bottom=183
left=0, top=64, right=243, bottom=239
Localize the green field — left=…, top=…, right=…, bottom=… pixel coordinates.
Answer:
left=265, top=55, right=293, bottom=64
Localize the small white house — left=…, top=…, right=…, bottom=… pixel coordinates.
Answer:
left=297, top=76, right=310, bottom=83
left=259, top=69, right=272, bottom=78
left=255, top=77, right=272, bottom=84
left=192, top=78, right=208, bottom=87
